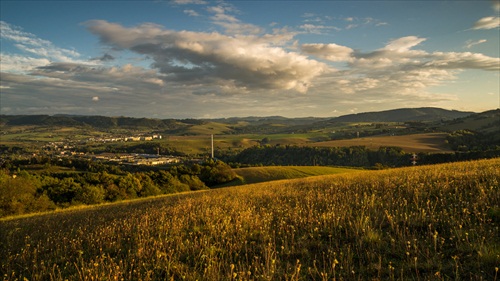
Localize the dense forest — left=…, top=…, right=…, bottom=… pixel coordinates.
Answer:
left=224, top=144, right=500, bottom=167
left=0, top=159, right=236, bottom=217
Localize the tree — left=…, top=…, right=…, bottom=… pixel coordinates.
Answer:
left=44, top=177, right=82, bottom=205
left=200, top=160, right=236, bottom=187
left=179, top=174, right=207, bottom=191
left=75, top=184, right=105, bottom=205
left=0, top=170, right=55, bottom=217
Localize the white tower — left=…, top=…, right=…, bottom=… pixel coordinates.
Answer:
left=211, top=134, right=214, bottom=159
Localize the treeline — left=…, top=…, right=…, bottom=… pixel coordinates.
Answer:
left=446, top=129, right=500, bottom=151
left=222, top=145, right=500, bottom=168
left=0, top=160, right=235, bottom=218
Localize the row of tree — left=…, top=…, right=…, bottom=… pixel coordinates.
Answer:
left=0, top=160, right=236, bottom=217
left=221, top=144, right=500, bottom=167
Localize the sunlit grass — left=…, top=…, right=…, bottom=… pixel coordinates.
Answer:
left=232, top=166, right=359, bottom=185
left=1, top=158, right=499, bottom=280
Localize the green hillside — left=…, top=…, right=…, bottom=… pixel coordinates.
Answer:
left=231, top=166, right=358, bottom=185
left=441, top=109, right=499, bottom=134
left=2, top=158, right=498, bottom=280
left=330, top=107, right=473, bottom=122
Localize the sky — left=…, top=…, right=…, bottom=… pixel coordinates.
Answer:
left=1, top=0, right=499, bottom=119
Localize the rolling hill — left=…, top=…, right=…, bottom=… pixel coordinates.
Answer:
left=327, top=107, right=474, bottom=123
left=229, top=166, right=358, bottom=185
left=440, top=108, right=499, bottom=134
left=0, top=107, right=476, bottom=131
left=2, top=158, right=498, bottom=280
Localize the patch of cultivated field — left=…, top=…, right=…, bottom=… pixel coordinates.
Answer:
left=1, top=158, right=499, bottom=280
left=310, top=133, right=452, bottom=153
left=232, top=166, right=358, bottom=185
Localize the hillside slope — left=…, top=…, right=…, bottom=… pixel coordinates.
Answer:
left=2, top=158, right=498, bottom=280
left=329, top=107, right=473, bottom=122
left=0, top=107, right=476, bottom=132
left=440, top=108, right=499, bottom=134
left=231, top=166, right=357, bottom=185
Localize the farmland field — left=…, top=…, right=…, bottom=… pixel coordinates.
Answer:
left=310, top=133, right=453, bottom=153
left=1, top=158, right=499, bottom=280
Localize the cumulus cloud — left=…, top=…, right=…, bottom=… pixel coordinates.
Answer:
left=472, top=16, right=500, bottom=29
left=2, top=11, right=498, bottom=118
left=84, top=20, right=327, bottom=93
left=347, top=36, right=499, bottom=72
left=302, top=35, right=499, bottom=111
left=301, top=43, right=354, bottom=62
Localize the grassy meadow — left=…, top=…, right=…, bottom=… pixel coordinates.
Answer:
left=231, top=166, right=358, bottom=185
left=1, top=158, right=499, bottom=280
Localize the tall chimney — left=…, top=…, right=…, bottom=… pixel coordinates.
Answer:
left=211, top=134, right=214, bottom=159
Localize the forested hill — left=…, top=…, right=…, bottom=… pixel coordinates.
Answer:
left=0, top=115, right=184, bottom=130
left=329, top=107, right=474, bottom=122
left=0, top=107, right=480, bottom=131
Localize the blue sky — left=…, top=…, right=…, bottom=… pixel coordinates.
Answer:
left=1, top=0, right=499, bottom=118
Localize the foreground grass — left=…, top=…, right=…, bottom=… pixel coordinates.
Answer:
left=1, top=159, right=499, bottom=280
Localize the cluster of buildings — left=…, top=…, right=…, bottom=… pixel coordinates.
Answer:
left=93, top=153, right=181, bottom=166
left=41, top=136, right=182, bottom=166
left=88, top=134, right=162, bottom=143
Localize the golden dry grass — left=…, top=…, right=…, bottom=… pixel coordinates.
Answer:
left=1, top=158, right=499, bottom=280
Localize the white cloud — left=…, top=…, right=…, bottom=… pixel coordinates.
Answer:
left=301, top=43, right=354, bottom=62
left=0, top=54, right=51, bottom=73
left=299, top=24, right=340, bottom=34
left=0, top=21, right=91, bottom=73
left=2, top=14, right=498, bottom=118
left=383, top=36, right=426, bottom=52
left=341, top=16, right=388, bottom=30
left=183, top=9, right=199, bottom=17
left=465, top=39, right=487, bottom=49
left=493, top=0, right=500, bottom=12
left=171, top=0, right=206, bottom=5
left=206, top=4, right=262, bottom=35
left=306, top=35, right=499, bottom=111
left=472, top=16, right=500, bottom=30
left=85, top=20, right=327, bottom=93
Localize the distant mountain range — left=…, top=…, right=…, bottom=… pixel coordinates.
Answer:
left=0, top=107, right=493, bottom=131
left=329, top=107, right=474, bottom=123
